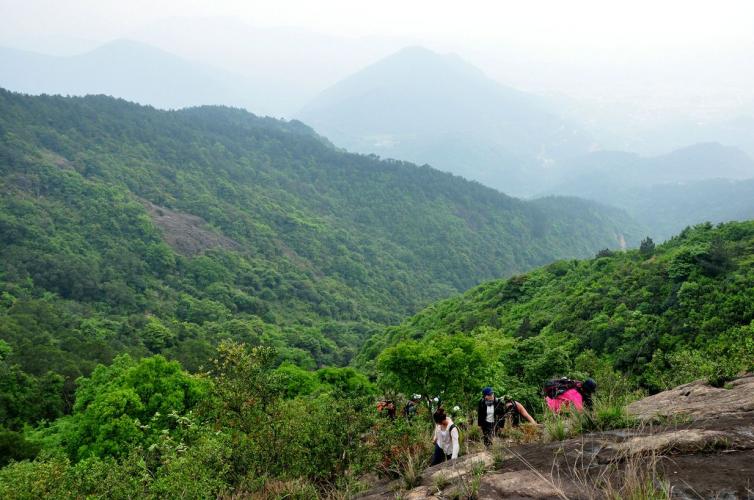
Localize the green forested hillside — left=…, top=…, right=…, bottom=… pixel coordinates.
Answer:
left=1, top=218, right=751, bottom=498
left=361, top=222, right=754, bottom=409
left=545, top=144, right=754, bottom=240
left=0, top=89, right=640, bottom=380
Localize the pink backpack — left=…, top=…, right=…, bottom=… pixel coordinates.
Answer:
left=546, top=388, right=584, bottom=412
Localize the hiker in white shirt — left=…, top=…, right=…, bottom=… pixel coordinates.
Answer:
left=431, top=409, right=459, bottom=465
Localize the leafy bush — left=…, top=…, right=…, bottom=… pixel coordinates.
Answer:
left=43, top=354, right=210, bottom=461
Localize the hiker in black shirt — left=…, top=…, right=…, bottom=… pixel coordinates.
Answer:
left=477, top=387, right=536, bottom=446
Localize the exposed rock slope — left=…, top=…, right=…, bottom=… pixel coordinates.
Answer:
left=628, top=374, right=754, bottom=421
left=360, top=375, right=754, bottom=499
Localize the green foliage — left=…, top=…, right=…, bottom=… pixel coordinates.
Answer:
left=0, top=89, right=639, bottom=394
left=0, top=345, right=392, bottom=497
left=43, top=354, right=209, bottom=460
left=0, top=452, right=72, bottom=500
left=377, top=335, right=488, bottom=410
left=643, top=322, right=754, bottom=389
left=204, top=341, right=379, bottom=485
left=0, top=90, right=752, bottom=497
left=0, top=426, right=234, bottom=499
left=276, top=363, right=321, bottom=398
left=0, top=429, right=40, bottom=467
left=368, top=221, right=754, bottom=408
left=0, top=360, right=64, bottom=431
left=639, top=236, right=655, bottom=257
left=315, top=367, right=376, bottom=397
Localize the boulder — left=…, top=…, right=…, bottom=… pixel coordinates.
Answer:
left=479, top=470, right=574, bottom=499
left=606, top=429, right=731, bottom=456
left=628, top=374, right=754, bottom=421
left=425, top=451, right=494, bottom=485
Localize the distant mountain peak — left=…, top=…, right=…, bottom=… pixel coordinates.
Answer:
left=0, top=39, right=255, bottom=111
left=345, top=45, right=489, bottom=82
left=662, top=141, right=749, bottom=158
left=88, top=38, right=174, bottom=55
left=297, top=46, right=589, bottom=197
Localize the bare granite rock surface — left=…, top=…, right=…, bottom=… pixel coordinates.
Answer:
left=358, top=375, right=754, bottom=499
left=628, top=374, right=754, bottom=421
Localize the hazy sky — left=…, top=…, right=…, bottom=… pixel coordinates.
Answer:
left=2, top=0, right=753, bottom=49
left=2, top=0, right=754, bottom=127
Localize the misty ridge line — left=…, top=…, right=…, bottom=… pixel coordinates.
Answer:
left=2, top=17, right=754, bottom=244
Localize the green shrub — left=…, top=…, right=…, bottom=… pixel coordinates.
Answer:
left=0, top=452, right=71, bottom=500
left=0, top=429, right=40, bottom=467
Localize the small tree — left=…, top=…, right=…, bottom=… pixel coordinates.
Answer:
left=377, top=335, right=488, bottom=413
left=639, top=237, right=655, bottom=258
left=61, top=354, right=209, bottom=460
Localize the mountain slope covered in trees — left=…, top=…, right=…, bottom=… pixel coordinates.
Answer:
left=0, top=89, right=641, bottom=394
left=545, top=143, right=754, bottom=239
left=1, top=219, right=751, bottom=498
left=361, top=221, right=754, bottom=408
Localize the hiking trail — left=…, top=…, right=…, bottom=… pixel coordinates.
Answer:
left=359, top=374, right=754, bottom=499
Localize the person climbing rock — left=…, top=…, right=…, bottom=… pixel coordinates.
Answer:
left=431, top=409, right=459, bottom=465
left=544, top=377, right=597, bottom=412
left=581, top=378, right=597, bottom=409
left=477, top=387, right=536, bottom=446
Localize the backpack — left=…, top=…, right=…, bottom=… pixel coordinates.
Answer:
left=543, top=377, right=580, bottom=399
left=403, top=401, right=417, bottom=417
left=501, top=397, right=522, bottom=425
left=447, top=423, right=458, bottom=440
left=544, top=377, right=597, bottom=399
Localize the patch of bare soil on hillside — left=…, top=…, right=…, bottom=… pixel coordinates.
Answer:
left=143, top=201, right=241, bottom=256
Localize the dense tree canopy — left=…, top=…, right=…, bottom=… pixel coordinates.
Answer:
left=365, top=221, right=754, bottom=408
left=0, top=89, right=640, bottom=422
left=1, top=89, right=751, bottom=497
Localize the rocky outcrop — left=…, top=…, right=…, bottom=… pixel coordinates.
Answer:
left=360, top=375, right=754, bottom=499
left=627, top=374, right=754, bottom=421
left=143, top=201, right=241, bottom=256
left=479, top=470, right=575, bottom=499
left=358, top=453, right=494, bottom=500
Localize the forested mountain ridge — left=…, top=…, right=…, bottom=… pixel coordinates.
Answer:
left=544, top=143, right=754, bottom=239
left=360, top=221, right=754, bottom=406
left=298, top=46, right=590, bottom=197
left=0, top=89, right=641, bottom=387
left=0, top=40, right=256, bottom=111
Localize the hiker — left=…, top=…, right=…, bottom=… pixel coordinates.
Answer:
left=403, top=394, right=421, bottom=419
left=477, top=387, right=537, bottom=446
left=377, top=400, right=397, bottom=419
left=544, top=377, right=597, bottom=412
left=581, top=378, right=597, bottom=409
left=431, top=409, right=459, bottom=465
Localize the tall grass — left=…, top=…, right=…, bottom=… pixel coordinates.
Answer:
left=387, top=445, right=429, bottom=490
left=543, top=395, right=638, bottom=442
left=453, top=459, right=487, bottom=500
left=570, top=448, right=672, bottom=500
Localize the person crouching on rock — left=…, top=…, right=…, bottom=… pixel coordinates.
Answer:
left=431, top=409, right=459, bottom=465
left=544, top=377, right=597, bottom=413
left=478, top=387, right=537, bottom=446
